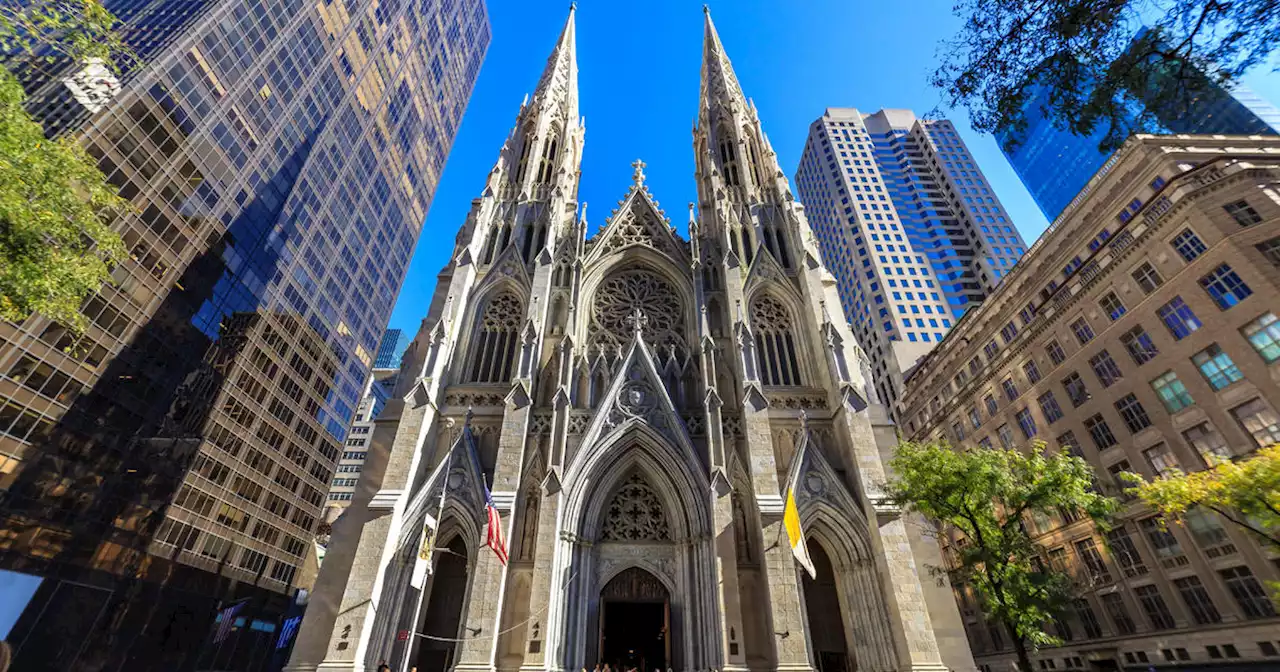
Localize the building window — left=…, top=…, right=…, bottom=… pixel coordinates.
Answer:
left=1174, top=576, right=1222, bottom=625
left=1142, top=442, right=1178, bottom=476
left=978, top=437, right=993, bottom=450
left=1084, top=414, right=1117, bottom=450
left=1046, top=340, right=1066, bottom=366
left=997, top=424, right=1015, bottom=449
left=1089, top=350, right=1123, bottom=387
left=1257, top=237, right=1280, bottom=268
left=752, top=295, right=803, bottom=386
left=1015, top=408, right=1038, bottom=439
left=1139, top=516, right=1184, bottom=561
left=952, top=421, right=966, bottom=442
left=1115, top=394, right=1152, bottom=433
left=1070, top=317, right=1095, bottom=345
left=1151, top=371, right=1194, bottom=412
left=467, top=292, right=523, bottom=383
left=1240, top=312, right=1280, bottom=363
left=1183, top=422, right=1231, bottom=466
left=1001, top=377, right=1018, bottom=401
left=1023, top=360, right=1042, bottom=384
left=1219, top=566, right=1277, bottom=619
left=1120, top=326, right=1159, bottom=365
left=1101, top=593, right=1137, bottom=635
left=984, top=340, right=1000, bottom=359
left=968, top=406, right=982, bottom=429
left=1222, top=199, right=1262, bottom=226
left=1038, top=391, right=1064, bottom=423
left=1131, top=262, right=1163, bottom=294
left=1074, top=538, right=1112, bottom=584
left=1157, top=297, right=1202, bottom=339
left=1062, top=372, right=1090, bottom=407
left=1056, top=431, right=1079, bottom=454
left=1230, top=398, right=1280, bottom=448
left=984, top=394, right=998, bottom=416
left=1192, top=344, right=1243, bottom=390
left=1105, top=526, right=1148, bottom=577
left=1200, top=264, right=1253, bottom=310
left=1099, top=292, right=1126, bottom=321
left=1073, top=598, right=1104, bottom=639
left=1183, top=508, right=1230, bottom=548
left=1134, top=584, right=1177, bottom=630
left=1171, top=228, right=1207, bottom=262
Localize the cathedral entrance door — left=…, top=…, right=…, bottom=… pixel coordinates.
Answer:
left=598, top=567, right=669, bottom=671
left=412, top=536, right=469, bottom=672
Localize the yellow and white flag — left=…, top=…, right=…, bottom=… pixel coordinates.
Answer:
left=410, top=515, right=436, bottom=589
left=783, top=452, right=817, bottom=579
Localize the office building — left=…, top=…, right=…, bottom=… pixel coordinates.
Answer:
left=325, top=331, right=404, bottom=516
left=900, top=134, right=1280, bottom=671
left=796, top=108, right=1027, bottom=411
left=0, top=0, right=489, bottom=668
left=286, top=9, right=975, bottom=672
left=1000, top=33, right=1280, bottom=221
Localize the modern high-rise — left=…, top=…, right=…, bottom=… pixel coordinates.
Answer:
left=1000, top=32, right=1280, bottom=221
left=0, top=0, right=488, bottom=668
left=900, top=134, right=1280, bottom=672
left=795, top=108, right=1027, bottom=412
left=373, top=328, right=412, bottom=369
left=325, top=331, right=404, bottom=516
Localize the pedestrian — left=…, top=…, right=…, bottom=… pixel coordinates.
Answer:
left=377, top=660, right=391, bottom=672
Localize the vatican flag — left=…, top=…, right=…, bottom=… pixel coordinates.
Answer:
left=782, top=459, right=817, bottom=579
left=409, top=515, right=436, bottom=590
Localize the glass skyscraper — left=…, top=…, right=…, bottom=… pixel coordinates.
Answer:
left=1001, top=34, right=1280, bottom=221
left=795, top=108, right=1026, bottom=414
left=0, top=0, right=488, bottom=668
left=372, top=328, right=412, bottom=370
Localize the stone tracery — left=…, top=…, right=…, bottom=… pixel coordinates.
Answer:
left=599, top=472, right=671, bottom=542
left=590, top=268, right=686, bottom=353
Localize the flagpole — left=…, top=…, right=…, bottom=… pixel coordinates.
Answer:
left=399, top=438, right=455, bottom=672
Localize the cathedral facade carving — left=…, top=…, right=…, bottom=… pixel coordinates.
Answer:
left=286, top=8, right=973, bottom=672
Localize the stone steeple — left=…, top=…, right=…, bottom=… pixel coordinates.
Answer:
left=699, top=7, right=745, bottom=118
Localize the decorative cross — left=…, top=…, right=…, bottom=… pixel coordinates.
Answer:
left=631, top=158, right=647, bottom=186
left=625, top=307, right=649, bottom=337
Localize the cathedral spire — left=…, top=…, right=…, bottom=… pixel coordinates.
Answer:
left=699, top=7, right=746, bottom=117
left=531, top=4, right=579, bottom=122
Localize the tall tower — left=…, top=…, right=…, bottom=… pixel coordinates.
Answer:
left=795, top=108, right=1027, bottom=414
left=290, top=10, right=971, bottom=672
left=0, top=0, right=488, bottom=667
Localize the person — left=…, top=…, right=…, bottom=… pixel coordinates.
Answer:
left=376, top=661, right=391, bottom=672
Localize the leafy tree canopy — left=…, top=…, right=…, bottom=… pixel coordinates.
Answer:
left=1125, top=444, right=1280, bottom=549
left=933, top=0, right=1280, bottom=151
left=886, top=440, right=1115, bottom=671
left=1, top=0, right=130, bottom=333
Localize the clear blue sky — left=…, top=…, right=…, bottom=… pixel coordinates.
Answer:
left=387, top=0, right=1280, bottom=335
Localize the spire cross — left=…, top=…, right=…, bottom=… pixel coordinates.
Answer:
left=631, top=159, right=647, bottom=186
left=625, top=307, right=649, bottom=337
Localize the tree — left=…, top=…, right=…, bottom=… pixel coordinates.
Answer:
left=932, top=0, right=1280, bottom=152
left=1, top=0, right=130, bottom=333
left=885, top=440, right=1116, bottom=672
left=1125, top=444, right=1280, bottom=549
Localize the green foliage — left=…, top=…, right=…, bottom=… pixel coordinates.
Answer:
left=932, top=0, right=1280, bottom=152
left=886, top=440, right=1115, bottom=668
left=1124, top=444, right=1280, bottom=549
left=0, top=0, right=130, bottom=333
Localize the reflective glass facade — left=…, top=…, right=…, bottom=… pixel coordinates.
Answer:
left=373, top=327, right=411, bottom=369
left=1001, top=35, right=1280, bottom=221
left=0, top=0, right=488, bottom=667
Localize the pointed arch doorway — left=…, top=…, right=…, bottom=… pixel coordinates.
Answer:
left=598, top=567, right=669, bottom=671
left=803, top=542, right=854, bottom=672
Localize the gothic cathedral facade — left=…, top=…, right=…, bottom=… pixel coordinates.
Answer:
left=287, top=9, right=973, bottom=672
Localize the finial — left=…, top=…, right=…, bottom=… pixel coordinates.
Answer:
left=703, top=4, right=710, bottom=14
left=570, top=0, right=576, bottom=9
left=631, top=158, right=647, bottom=186
left=464, top=406, right=475, bottom=428
left=799, top=409, right=810, bottom=432
left=625, top=307, right=649, bottom=337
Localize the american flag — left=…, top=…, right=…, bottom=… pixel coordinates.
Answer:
left=484, top=484, right=508, bottom=565
left=213, top=600, right=246, bottom=643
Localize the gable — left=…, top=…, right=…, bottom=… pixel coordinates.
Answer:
left=587, top=185, right=689, bottom=265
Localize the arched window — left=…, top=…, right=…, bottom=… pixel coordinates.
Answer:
left=763, top=225, right=791, bottom=269
left=717, top=131, right=740, bottom=187
left=745, top=127, right=764, bottom=188
left=467, top=292, right=523, bottom=383
left=514, top=127, right=534, bottom=185
left=536, top=134, right=559, bottom=184
left=751, top=295, right=802, bottom=386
